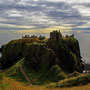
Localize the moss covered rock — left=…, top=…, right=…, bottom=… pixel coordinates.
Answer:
left=1, top=41, right=27, bottom=69
left=24, top=43, right=56, bottom=70
left=48, top=65, right=67, bottom=82
left=68, top=71, right=81, bottom=78
left=0, top=32, right=84, bottom=73
left=47, top=37, right=84, bottom=72
left=0, top=39, right=55, bottom=70
left=48, top=74, right=90, bottom=88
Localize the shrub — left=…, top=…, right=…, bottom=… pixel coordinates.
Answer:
left=0, top=74, right=3, bottom=80
left=48, top=74, right=90, bottom=88
left=39, top=35, right=45, bottom=40
left=48, top=65, right=67, bottom=82
left=68, top=71, right=81, bottom=78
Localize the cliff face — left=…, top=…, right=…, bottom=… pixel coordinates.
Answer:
left=24, top=43, right=56, bottom=70
left=0, top=40, right=27, bottom=69
left=47, top=38, right=83, bottom=72
left=0, top=32, right=84, bottom=73
left=0, top=38, right=56, bottom=70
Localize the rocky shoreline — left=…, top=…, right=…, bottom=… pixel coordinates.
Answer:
left=83, top=62, right=90, bottom=73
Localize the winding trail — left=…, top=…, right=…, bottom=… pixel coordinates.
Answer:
left=19, top=66, right=32, bottom=85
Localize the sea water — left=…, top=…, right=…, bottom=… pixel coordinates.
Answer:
left=0, top=45, right=1, bottom=57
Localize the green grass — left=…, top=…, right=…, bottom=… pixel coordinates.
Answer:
left=3, top=58, right=25, bottom=76
left=47, top=65, right=67, bottom=82
left=48, top=74, right=90, bottom=88
left=10, top=67, right=53, bottom=85
left=8, top=38, right=40, bottom=44
left=1, top=59, right=90, bottom=88
left=1, top=57, right=51, bottom=85
left=27, top=42, right=45, bottom=46
left=3, top=63, right=67, bottom=86
left=1, top=54, right=89, bottom=88
left=0, top=74, right=8, bottom=90
left=9, top=65, right=68, bottom=86
left=0, top=74, right=3, bottom=80
left=1, top=57, right=29, bottom=85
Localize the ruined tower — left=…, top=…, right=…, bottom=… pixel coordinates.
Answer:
left=50, top=30, right=62, bottom=41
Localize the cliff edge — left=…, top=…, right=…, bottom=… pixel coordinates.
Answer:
left=0, top=31, right=84, bottom=73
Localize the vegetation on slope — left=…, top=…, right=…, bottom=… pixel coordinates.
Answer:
left=2, top=58, right=24, bottom=76
left=0, top=31, right=87, bottom=89
left=47, top=37, right=84, bottom=72
left=0, top=74, right=8, bottom=90
left=2, top=60, right=67, bottom=85
left=48, top=74, right=90, bottom=88
left=1, top=77, right=90, bottom=90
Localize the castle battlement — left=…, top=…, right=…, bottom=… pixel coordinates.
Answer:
left=65, top=34, right=74, bottom=38
left=22, top=35, right=37, bottom=38
left=50, top=30, right=62, bottom=41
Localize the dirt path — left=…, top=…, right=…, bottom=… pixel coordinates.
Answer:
left=19, top=66, right=32, bottom=85
left=2, top=77, right=90, bottom=90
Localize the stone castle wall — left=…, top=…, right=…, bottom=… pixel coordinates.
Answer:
left=50, top=31, right=62, bottom=41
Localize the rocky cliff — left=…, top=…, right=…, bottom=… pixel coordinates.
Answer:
left=47, top=37, right=83, bottom=72
left=0, top=31, right=84, bottom=73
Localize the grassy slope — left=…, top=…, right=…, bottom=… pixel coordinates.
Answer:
left=48, top=74, right=90, bottom=88
left=7, top=38, right=48, bottom=44
left=0, top=37, right=89, bottom=89
left=1, top=77, right=90, bottom=90
left=1, top=57, right=54, bottom=85
left=1, top=59, right=90, bottom=89
left=2, top=58, right=24, bottom=76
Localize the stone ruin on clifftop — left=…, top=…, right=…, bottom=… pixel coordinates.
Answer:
left=50, top=30, right=74, bottom=41
left=22, top=30, right=75, bottom=41
left=50, top=30, right=62, bottom=41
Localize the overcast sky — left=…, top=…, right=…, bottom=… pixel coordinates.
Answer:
left=0, top=0, right=90, bottom=33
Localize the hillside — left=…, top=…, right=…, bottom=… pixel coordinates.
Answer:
left=0, top=31, right=84, bottom=72
left=1, top=77, right=90, bottom=90
left=0, top=31, right=87, bottom=89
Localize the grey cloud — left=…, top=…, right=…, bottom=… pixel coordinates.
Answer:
left=0, top=0, right=89, bottom=30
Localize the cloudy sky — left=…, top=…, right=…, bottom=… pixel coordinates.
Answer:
left=0, top=0, right=90, bottom=33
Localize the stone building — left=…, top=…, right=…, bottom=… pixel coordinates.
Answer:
left=22, top=35, right=37, bottom=38
left=50, top=30, right=62, bottom=41
left=65, top=34, right=74, bottom=38
left=22, top=35, right=30, bottom=38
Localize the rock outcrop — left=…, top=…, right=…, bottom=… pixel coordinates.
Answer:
left=47, top=31, right=83, bottom=72
left=0, top=31, right=84, bottom=73
left=24, top=43, right=56, bottom=70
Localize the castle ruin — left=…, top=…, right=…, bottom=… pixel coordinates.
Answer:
left=65, top=34, right=74, bottom=38
left=50, top=30, right=62, bottom=41
left=22, top=30, right=74, bottom=41
left=22, top=35, right=37, bottom=38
